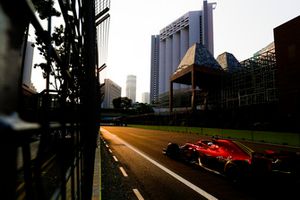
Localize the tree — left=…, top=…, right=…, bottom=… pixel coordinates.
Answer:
left=34, top=25, right=65, bottom=82
left=112, top=97, right=121, bottom=109
left=133, top=103, right=154, bottom=114
left=32, top=0, right=60, bottom=20
left=112, top=97, right=132, bottom=110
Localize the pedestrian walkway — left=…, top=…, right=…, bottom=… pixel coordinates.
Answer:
left=92, top=134, right=135, bottom=200
left=92, top=136, right=101, bottom=200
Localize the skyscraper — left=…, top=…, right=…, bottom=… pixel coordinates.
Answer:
left=22, top=41, right=37, bottom=93
left=95, top=0, right=110, bottom=66
left=22, top=41, right=34, bottom=87
left=101, top=79, right=121, bottom=108
left=150, top=0, right=216, bottom=98
left=126, top=75, right=136, bottom=102
left=150, top=35, right=160, bottom=103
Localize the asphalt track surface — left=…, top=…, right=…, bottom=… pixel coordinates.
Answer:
left=101, top=126, right=300, bottom=200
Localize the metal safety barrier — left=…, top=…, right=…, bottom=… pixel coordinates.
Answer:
left=0, top=0, right=110, bottom=199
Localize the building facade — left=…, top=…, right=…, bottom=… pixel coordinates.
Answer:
left=151, top=0, right=216, bottom=98
left=102, top=79, right=121, bottom=108
left=126, top=75, right=136, bottom=102
left=274, top=15, right=300, bottom=124
left=22, top=41, right=34, bottom=87
left=95, top=0, right=110, bottom=66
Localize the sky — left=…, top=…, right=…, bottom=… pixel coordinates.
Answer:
left=30, top=0, right=300, bottom=102
left=102, top=0, right=300, bottom=102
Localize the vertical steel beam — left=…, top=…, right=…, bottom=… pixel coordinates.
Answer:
left=169, top=81, right=174, bottom=113
left=191, top=65, right=196, bottom=111
left=81, top=0, right=97, bottom=199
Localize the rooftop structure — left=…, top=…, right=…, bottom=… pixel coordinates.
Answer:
left=170, top=43, right=223, bottom=111
left=216, top=52, right=241, bottom=72
left=168, top=42, right=278, bottom=112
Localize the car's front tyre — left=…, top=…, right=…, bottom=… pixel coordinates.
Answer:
left=165, top=143, right=180, bottom=158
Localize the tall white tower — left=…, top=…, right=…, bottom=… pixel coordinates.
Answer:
left=126, top=75, right=136, bottom=102
left=22, top=40, right=37, bottom=92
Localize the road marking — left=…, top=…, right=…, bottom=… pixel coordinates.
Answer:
left=113, top=156, right=118, bottom=162
left=105, top=144, right=109, bottom=148
left=101, top=128, right=218, bottom=200
left=108, top=149, right=112, bottom=153
left=119, top=167, right=128, bottom=177
left=133, top=189, right=144, bottom=200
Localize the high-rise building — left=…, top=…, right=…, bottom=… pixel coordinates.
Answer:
left=150, top=35, right=160, bottom=103
left=95, top=0, right=110, bottom=66
left=126, top=75, right=136, bottom=102
left=101, top=79, right=121, bottom=108
left=22, top=41, right=37, bottom=93
left=141, top=92, right=150, bottom=104
left=22, top=41, right=34, bottom=87
left=150, top=0, right=216, bottom=98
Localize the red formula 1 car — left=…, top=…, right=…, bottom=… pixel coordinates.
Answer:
left=163, top=138, right=300, bottom=182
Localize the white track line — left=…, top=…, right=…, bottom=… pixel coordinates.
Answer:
left=113, top=156, right=118, bottom=162
left=101, top=128, right=218, bottom=200
left=119, top=167, right=128, bottom=177
left=133, top=189, right=144, bottom=200
left=108, top=149, right=112, bottom=153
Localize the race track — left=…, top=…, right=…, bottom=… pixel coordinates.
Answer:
left=101, top=126, right=299, bottom=200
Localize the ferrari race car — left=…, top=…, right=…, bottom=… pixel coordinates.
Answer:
left=163, top=138, right=300, bottom=182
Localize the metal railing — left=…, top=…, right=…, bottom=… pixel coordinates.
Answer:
left=0, top=0, right=110, bottom=199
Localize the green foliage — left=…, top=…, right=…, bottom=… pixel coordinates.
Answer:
left=52, top=25, right=65, bottom=47
left=112, top=97, right=121, bottom=109
left=34, top=25, right=65, bottom=80
left=112, top=97, right=132, bottom=110
left=132, top=102, right=154, bottom=114
left=32, top=0, right=64, bottom=83
left=112, top=97, right=154, bottom=114
left=128, top=125, right=300, bottom=147
left=32, top=0, right=60, bottom=20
